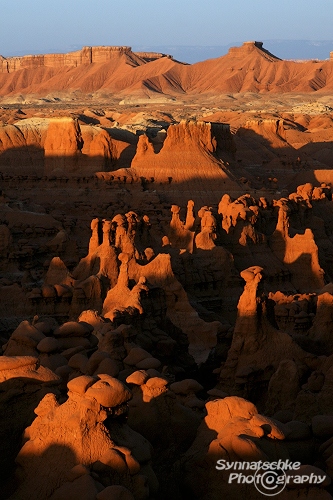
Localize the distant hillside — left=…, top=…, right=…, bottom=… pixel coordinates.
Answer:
left=3, top=40, right=333, bottom=65
left=1, top=41, right=333, bottom=98
left=133, top=40, right=333, bottom=63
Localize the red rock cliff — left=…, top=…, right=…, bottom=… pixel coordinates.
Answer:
left=130, top=120, right=236, bottom=183
left=0, top=46, right=164, bottom=73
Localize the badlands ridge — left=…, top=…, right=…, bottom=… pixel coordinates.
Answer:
left=1, top=41, right=333, bottom=98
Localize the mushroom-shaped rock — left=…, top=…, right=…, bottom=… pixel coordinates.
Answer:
left=39, top=352, right=68, bottom=373
left=145, top=377, right=169, bottom=390
left=61, top=346, right=86, bottom=360
left=146, top=368, right=162, bottom=378
left=182, top=396, right=289, bottom=499
left=98, top=448, right=128, bottom=474
left=67, top=375, right=96, bottom=395
left=85, top=374, right=132, bottom=408
left=123, top=347, right=152, bottom=366
left=54, top=321, right=91, bottom=338
left=57, top=336, right=92, bottom=350
left=11, top=320, right=45, bottom=346
left=34, top=319, right=59, bottom=335
left=55, top=364, right=72, bottom=382
left=68, top=353, right=88, bottom=372
left=170, top=379, right=203, bottom=395
left=37, top=337, right=60, bottom=353
left=0, top=355, right=37, bottom=371
left=0, top=355, right=60, bottom=384
left=136, top=357, right=161, bottom=370
left=207, top=388, right=228, bottom=399
left=10, top=366, right=148, bottom=500
left=284, top=420, right=311, bottom=440
left=184, top=396, right=205, bottom=409
left=240, top=265, right=263, bottom=284
left=94, top=356, right=120, bottom=378
left=41, top=284, right=57, bottom=299
left=85, top=351, right=110, bottom=375
left=126, top=370, right=149, bottom=386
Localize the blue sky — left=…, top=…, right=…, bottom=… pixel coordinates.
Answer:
left=1, top=0, right=332, bottom=58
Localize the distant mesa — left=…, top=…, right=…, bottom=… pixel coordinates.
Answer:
left=1, top=41, right=333, bottom=96
left=227, top=40, right=281, bottom=61
left=0, top=45, right=176, bottom=74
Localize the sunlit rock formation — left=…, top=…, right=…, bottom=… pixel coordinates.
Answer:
left=12, top=374, right=159, bottom=500
left=0, top=117, right=116, bottom=175
left=218, top=266, right=310, bottom=397
left=270, top=198, right=325, bottom=291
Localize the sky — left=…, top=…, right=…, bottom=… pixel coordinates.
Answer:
left=1, top=0, right=333, bottom=60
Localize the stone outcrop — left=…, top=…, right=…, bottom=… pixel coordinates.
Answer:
left=270, top=199, right=325, bottom=291
left=242, top=118, right=287, bottom=145
left=182, top=396, right=287, bottom=499
left=0, top=46, right=147, bottom=74
left=0, top=356, right=60, bottom=491
left=126, top=373, right=202, bottom=455
left=126, top=120, right=239, bottom=204
left=44, top=117, right=83, bottom=174
left=130, top=120, right=236, bottom=182
left=217, top=266, right=310, bottom=397
left=307, top=292, right=333, bottom=351
left=11, top=374, right=158, bottom=500
left=0, top=117, right=116, bottom=175
left=102, top=249, right=221, bottom=364
left=228, top=41, right=281, bottom=61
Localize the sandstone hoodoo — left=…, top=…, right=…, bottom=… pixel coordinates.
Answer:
left=2, top=39, right=333, bottom=499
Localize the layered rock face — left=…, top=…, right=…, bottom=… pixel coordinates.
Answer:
left=270, top=199, right=325, bottom=291
left=129, top=120, right=239, bottom=203
left=44, top=117, right=83, bottom=174
left=0, top=46, right=146, bottom=73
left=241, top=119, right=287, bottom=146
left=1, top=41, right=333, bottom=96
left=227, top=40, right=281, bottom=61
left=0, top=117, right=116, bottom=175
left=0, top=117, right=239, bottom=202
